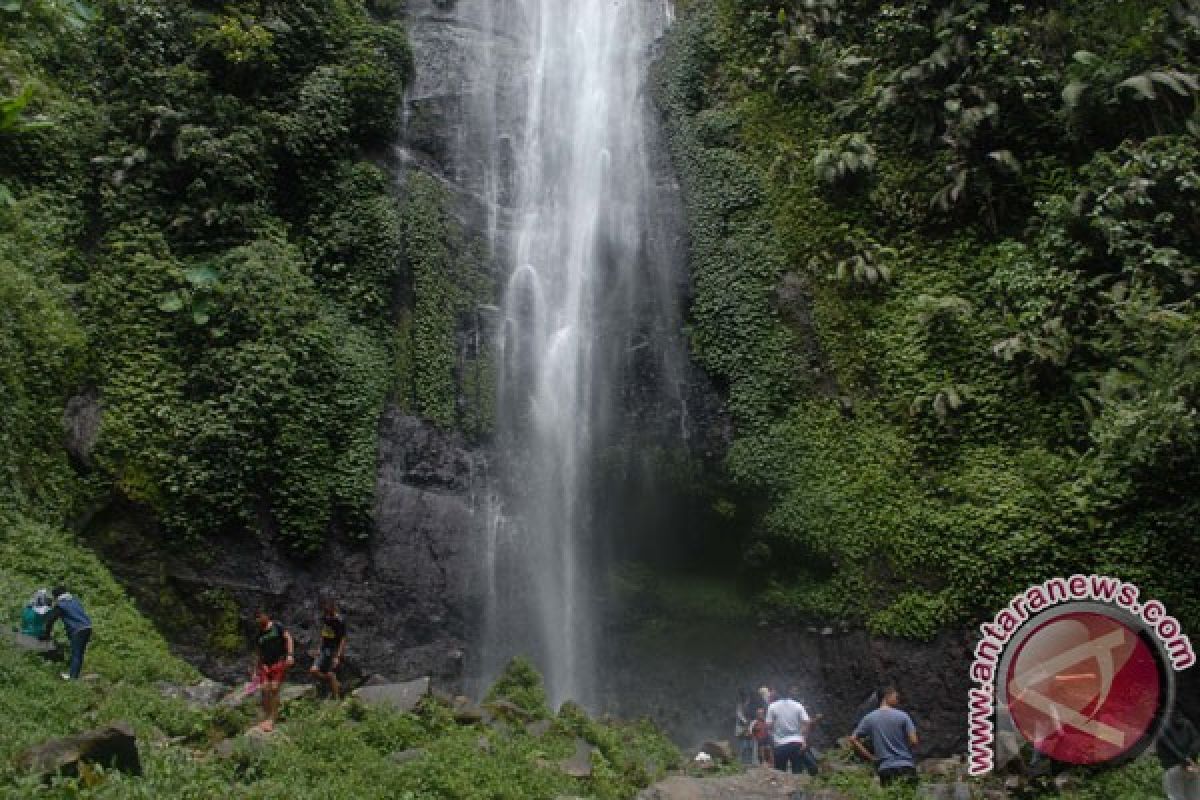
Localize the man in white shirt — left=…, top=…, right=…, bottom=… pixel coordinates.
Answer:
left=767, top=685, right=818, bottom=774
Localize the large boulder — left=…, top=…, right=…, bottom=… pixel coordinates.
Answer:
left=17, top=721, right=141, bottom=778
left=214, top=727, right=273, bottom=760
left=391, top=747, right=428, bottom=765
left=159, top=678, right=228, bottom=709
left=280, top=684, right=317, bottom=704
left=485, top=698, right=536, bottom=722
left=636, top=768, right=844, bottom=799
left=919, top=756, right=964, bottom=779
left=558, top=738, right=594, bottom=779
left=62, top=390, right=102, bottom=468
left=526, top=719, right=553, bottom=737
left=351, top=676, right=430, bottom=713
left=700, top=739, right=735, bottom=764
left=918, top=784, right=972, bottom=800
left=9, top=631, right=57, bottom=656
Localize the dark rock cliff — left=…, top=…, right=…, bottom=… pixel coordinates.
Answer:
left=86, top=410, right=481, bottom=688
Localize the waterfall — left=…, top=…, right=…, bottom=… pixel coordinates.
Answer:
left=439, top=0, right=680, bottom=708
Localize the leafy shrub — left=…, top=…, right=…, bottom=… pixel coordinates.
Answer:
left=485, top=656, right=550, bottom=718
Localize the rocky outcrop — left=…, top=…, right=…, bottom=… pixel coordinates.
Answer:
left=9, top=631, right=57, bottom=657
left=352, top=676, right=431, bottom=713
left=62, top=390, right=101, bottom=469
left=604, top=623, right=976, bottom=757
left=17, top=721, right=141, bottom=779
left=636, top=768, right=827, bottom=800
left=86, top=410, right=482, bottom=691
left=557, top=738, right=595, bottom=779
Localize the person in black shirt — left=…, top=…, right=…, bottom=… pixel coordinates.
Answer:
left=1158, top=711, right=1200, bottom=800
left=309, top=596, right=347, bottom=699
left=253, top=609, right=294, bottom=732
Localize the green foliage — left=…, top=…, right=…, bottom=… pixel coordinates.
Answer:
left=341, top=21, right=413, bottom=144
left=0, top=195, right=87, bottom=518
left=396, top=172, right=494, bottom=433
left=83, top=228, right=391, bottom=553
left=662, top=0, right=1200, bottom=635
left=0, top=0, right=431, bottom=554
left=485, top=656, right=550, bottom=718
left=810, top=131, right=876, bottom=189
left=1059, top=757, right=1165, bottom=800
left=304, top=160, right=402, bottom=321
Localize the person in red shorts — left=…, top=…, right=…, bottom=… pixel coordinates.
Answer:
left=253, top=609, right=294, bottom=732
left=752, top=706, right=774, bottom=767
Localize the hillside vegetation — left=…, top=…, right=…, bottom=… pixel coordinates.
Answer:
left=658, top=0, right=1200, bottom=636
left=0, top=520, right=679, bottom=798
left=1, top=0, right=489, bottom=559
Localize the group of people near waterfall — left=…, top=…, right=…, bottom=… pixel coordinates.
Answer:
left=15, top=586, right=348, bottom=734
left=735, top=683, right=1200, bottom=798
left=249, top=594, right=347, bottom=731
left=735, top=683, right=919, bottom=787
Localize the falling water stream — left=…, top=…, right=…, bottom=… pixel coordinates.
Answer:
left=454, top=0, right=680, bottom=708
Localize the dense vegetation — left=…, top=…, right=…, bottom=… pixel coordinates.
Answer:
left=1, top=0, right=490, bottom=557
left=658, top=0, right=1200, bottom=636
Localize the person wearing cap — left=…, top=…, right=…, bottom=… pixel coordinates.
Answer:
left=20, top=589, right=54, bottom=639
left=44, top=587, right=93, bottom=680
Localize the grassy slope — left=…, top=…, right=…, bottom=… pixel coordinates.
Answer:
left=0, top=516, right=679, bottom=799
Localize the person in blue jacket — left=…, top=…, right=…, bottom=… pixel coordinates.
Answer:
left=45, top=587, right=93, bottom=680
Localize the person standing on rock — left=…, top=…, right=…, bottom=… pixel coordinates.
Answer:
left=44, top=587, right=92, bottom=680
left=309, top=595, right=347, bottom=700
left=253, top=608, right=294, bottom=732
left=849, top=685, right=919, bottom=788
left=767, top=685, right=817, bottom=775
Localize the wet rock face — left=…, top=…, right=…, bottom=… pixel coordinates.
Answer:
left=63, top=390, right=102, bottom=468
left=18, top=721, right=141, bottom=780
left=90, top=410, right=480, bottom=691
left=605, top=625, right=978, bottom=758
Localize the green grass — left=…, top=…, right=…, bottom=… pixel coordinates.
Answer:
left=0, top=514, right=680, bottom=798
left=804, top=752, right=1165, bottom=800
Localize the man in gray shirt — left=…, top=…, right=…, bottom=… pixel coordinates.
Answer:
left=850, top=685, right=919, bottom=787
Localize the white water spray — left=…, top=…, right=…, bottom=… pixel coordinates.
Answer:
left=435, top=0, right=677, bottom=708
